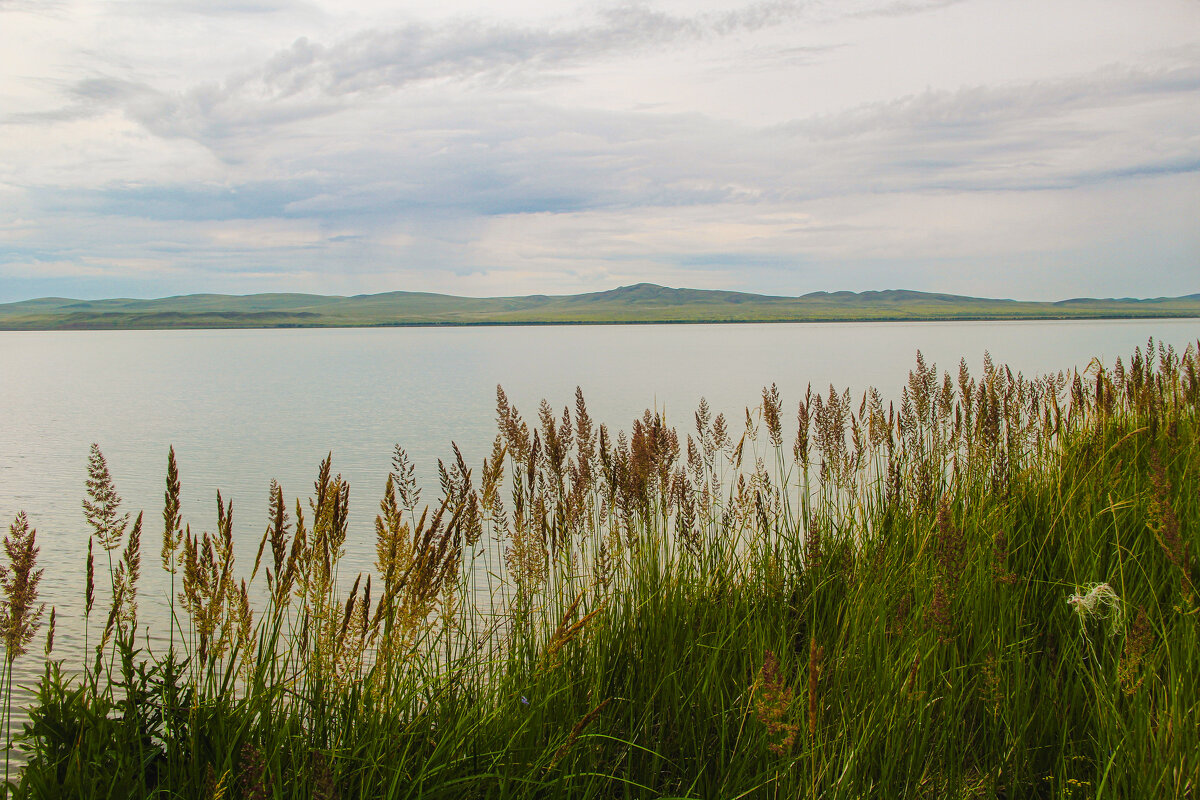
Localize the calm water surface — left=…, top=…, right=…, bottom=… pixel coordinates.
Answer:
left=0, top=319, right=1197, bottom=689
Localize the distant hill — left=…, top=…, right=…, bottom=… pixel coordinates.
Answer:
left=1, top=284, right=1198, bottom=330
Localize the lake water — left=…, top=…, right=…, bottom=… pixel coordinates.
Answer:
left=0, top=318, right=1198, bottom=690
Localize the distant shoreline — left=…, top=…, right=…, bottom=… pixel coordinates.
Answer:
left=4, top=313, right=1200, bottom=332
left=2, top=283, right=1197, bottom=330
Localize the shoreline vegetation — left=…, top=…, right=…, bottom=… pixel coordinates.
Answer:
left=2, top=283, right=1199, bottom=330
left=2, top=339, right=1199, bottom=798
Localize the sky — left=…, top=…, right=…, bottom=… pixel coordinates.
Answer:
left=1, top=0, right=1198, bottom=302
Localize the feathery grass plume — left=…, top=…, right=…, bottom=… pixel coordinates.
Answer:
left=83, top=443, right=129, bottom=552
left=538, top=398, right=572, bottom=494
left=694, top=396, right=712, bottom=451
left=888, top=592, right=912, bottom=638
left=236, top=579, right=253, bottom=679
left=793, top=385, right=812, bottom=470
left=178, top=493, right=238, bottom=668
left=686, top=434, right=702, bottom=485
left=44, top=606, right=55, bottom=657
left=763, top=383, right=783, bottom=448
left=1147, top=449, right=1196, bottom=602
left=179, top=526, right=200, bottom=619
left=573, top=386, right=596, bottom=496
left=711, top=412, right=730, bottom=455
left=202, top=763, right=217, bottom=799
left=446, top=442, right=483, bottom=547
left=979, top=652, right=1003, bottom=719
left=208, top=494, right=237, bottom=659
left=541, top=591, right=601, bottom=671
left=804, top=517, right=823, bottom=574
left=754, top=649, right=797, bottom=756
left=117, top=511, right=143, bottom=632
left=390, top=444, right=421, bottom=513
left=814, top=385, right=851, bottom=487
left=480, top=436, right=508, bottom=534
left=162, top=446, right=183, bottom=573
left=269, top=500, right=305, bottom=610
left=992, top=530, right=1018, bottom=585
left=255, top=480, right=289, bottom=591
left=372, top=494, right=465, bottom=668
left=807, top=635, right=823, bottom=740
left=507, top=482, right=549, bottom=596
left=497, top=385, right=531, bottom=465
left=551, top=698, right=611, bottom=769
left=1118, top=608, right=1155, bottom=695
left=311, top=750, right=339, bottom=800
left=85, top=535, right=95, bottom=616
left=360, top=574, right=371, bottom=640
left=307, top=460, right=351, bottom=639
left=1, top=512, right=46, bottom=660
left=905, top=653, right=921, bottom=696
left=2, top=512, right=45, bottom=791
left=238, top=743, right=271, bottom=800
left=927, top=584, right=954, bottom=644
left=673, top=470, right=700, bottom=558
left=928, top=498, right=965, bottom=642
left=337, top=573, right=363, bottom=653
left=210, top=766, right=231, bottom=800
left=375, top=474, right=411, bottom=596
left=98, top=567, right=125, bottom=656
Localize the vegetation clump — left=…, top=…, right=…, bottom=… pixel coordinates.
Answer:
left=4, top=338, right=1199, bottom=798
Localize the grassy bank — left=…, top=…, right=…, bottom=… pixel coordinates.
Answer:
left=3, top=340, right=1198, bottom=798
left=3, top=284, right=1200, bottom=329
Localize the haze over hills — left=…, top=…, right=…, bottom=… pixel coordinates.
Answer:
left=1, top=284, right=1198, bottom=330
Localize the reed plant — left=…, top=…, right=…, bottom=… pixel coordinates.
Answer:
left=8, top=339, right=1200, bottom=798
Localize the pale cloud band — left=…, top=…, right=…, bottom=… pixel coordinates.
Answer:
left=1, top=0, right=1197, bottom=301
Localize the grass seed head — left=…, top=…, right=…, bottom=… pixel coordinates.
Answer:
left=238, top=743, right=271, bottom=800
left=754, top=649, right=797, bottom=756
left=1, top=511, right=46, bottom=661
left=83, top=444, right=129, bottom=552
left=162, top=446, right=183, bottom=573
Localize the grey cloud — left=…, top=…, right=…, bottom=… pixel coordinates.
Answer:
left=852, top=0, right=966, bottom=18
left=244, top=0, right=953, bottom=98
left=13, top=0, right=970, bottom=145
left=228, top=2, right=794, bottom=99
left=4, top=77, right=168, bottom=126
left=34, top=9, right=709, bottom=141
left=779, top=62, right=1200, bottom=139
left=146, top=0, right=312, bottom=14
left=757, top=60, right=1200, bottom=194
left=0, top=0, right=68, bottom=13
left=39, top=53, right=1200, bottom=229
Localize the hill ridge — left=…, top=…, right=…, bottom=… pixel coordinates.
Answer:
left=1, top=283, right=1197, bottom=330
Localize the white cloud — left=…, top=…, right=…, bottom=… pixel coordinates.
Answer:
left=0, top=0, right=1198, bottom=301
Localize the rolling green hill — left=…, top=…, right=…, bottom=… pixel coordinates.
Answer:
left=1, top=284, right=1198, bottom=329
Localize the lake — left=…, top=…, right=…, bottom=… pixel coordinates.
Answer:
left=0, top=318, right=1197, bottom=688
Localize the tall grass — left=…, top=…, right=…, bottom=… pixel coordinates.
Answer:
left=7, top=339, right=1200, bottom=799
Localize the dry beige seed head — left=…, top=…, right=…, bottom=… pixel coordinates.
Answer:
left=44, top=606, right=56, bottom=656
left=753, top=649, right=797, bottom=756
left=1, top=511, right=46, bottom=661
left=83, top=444, right=129, bottom=552
left=85, top=536, right=95, bottom=617
left=162, top=446, right=183, bottom=574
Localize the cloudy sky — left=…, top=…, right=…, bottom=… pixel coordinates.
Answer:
left=1, top=0, right=1198, bottom=302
